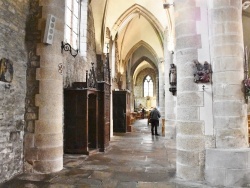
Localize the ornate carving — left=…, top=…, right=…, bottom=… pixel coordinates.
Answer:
left=244, top=46, right=250, bottom=103
left=0, top=58, right=13, bottom=83
left=103, top=54, right=111, bottom=83
left=243, top=1, right=250, bottom=10
left=58, top=63, right=64, bottom=75
left=169, top=63, right=176, bottom=95
left=87, top=62, right=97, bottom=88
left=193, top=60, right=211, bottom=83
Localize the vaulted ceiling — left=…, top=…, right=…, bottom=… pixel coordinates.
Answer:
left=90, top=0, right=172, bottom=62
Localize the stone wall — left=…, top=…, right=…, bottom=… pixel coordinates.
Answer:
left=134, top=68, right=156, bottom=109
left=63, top=3, right=97, bottom=88
left=0, top=0, right=30, bottom=182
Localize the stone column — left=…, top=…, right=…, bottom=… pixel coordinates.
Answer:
left=164, top=50, right=176, bottom=139
left=205, top=1, right=250, bottom=186
left=174, top=0, right=205, bottom=181
left=24, top=0, right=64, bottom=173
left=158, top=61, right=165, bottom=120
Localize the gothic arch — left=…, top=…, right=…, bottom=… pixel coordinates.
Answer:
left=125, top=40, right=160, bottom=66
left=110, top=4, right=164, bottom=47
left=131, top=56, right=158, bottom=78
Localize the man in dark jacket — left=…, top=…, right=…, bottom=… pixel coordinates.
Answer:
left=149, top=107, right=161, bottom=136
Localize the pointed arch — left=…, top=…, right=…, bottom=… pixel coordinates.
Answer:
left=131, top=56, right=158, bottom=78
left=110, top=4, right=164, bottom=48
left=125, top=40, right=160, bottom=65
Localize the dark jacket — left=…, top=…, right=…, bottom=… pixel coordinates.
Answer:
left=150, top=108, right=161, bottom=120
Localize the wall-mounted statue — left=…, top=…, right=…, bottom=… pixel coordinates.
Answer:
left=169, top=63, right=176, bottom=95
left=0, top=58, right=13, bottom=83
left=193, top=60, right=211, bottom=83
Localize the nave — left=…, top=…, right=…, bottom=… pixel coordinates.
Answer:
left=1, top=120, right=211, bottom=188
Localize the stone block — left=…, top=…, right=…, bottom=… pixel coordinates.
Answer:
left=205, top=148, right=250, bottom=187
left=177, top=135, right=205, bottom=151
left=175, top=7, right=200, bottom=25
left=211, top=44, right=243, bottom=59
left=175, top=21, right=196, bottom=38
left=25, top=112, right=37, bottom=120
left=177, top=61, right=195, bottom=78
left=214, top=116, right=246, bottom=129
left=213, top=101, right=246, bottom=116
left=177, top=78, right=198, bottom=92
left=226, top=22, right=242, bottom=34
left=212, top=57, right=243, bottom=72
left=176, top=121, right=204, bottom=135
left=35, top=119, right=62, bottom=134
left=38, top=105, right=63, bottom=120
left=210, top=8, right=240, bottom=22
left=175, top=49, right=198, bottom=64
left=24, top=147, right=38, bottom=161
left=176, top=35, right=201, bottom=51
left=177, top=162, right=204, bottom=181
left=213, top=84, right=244, bottom=100
left=206, top=148, right=250, bottom=169
left=215, top=129, right=248, bottom=148
left=24, top=133, right=35, bottom=148
left=39, top=54, right=63, bottom=68
left=205, top=167, right=226, bottom=186
left=210, top=23, right=225, bottom=35
left=212, top=0, right=230, bottom=7
left=205, top=135, right=216, bottom=148
left=226, top=169, right=250, bottom=187
left=35, top=93, right=62, bottom=107
left=177, top=107, right=199, bottom=121
left=37, top=146, right=63, bottom=160
left=177, top=92, right=203, bottom=107
left=230, top=0, right=242, bottom=8
left=38, top=80, right=63, bottom=94
left=177, top=150, right=203, bottom=166
left=35, top=133, right=63, bottom=148
left=33, top=158, right=63, bottom=173
left=211, top=35, right=243, bottom=46
left=36, top=67, right=62, bottom=80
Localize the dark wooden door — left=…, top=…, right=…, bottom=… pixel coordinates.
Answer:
left=88, top=93, right=98, bottom=149
left=64, top=89, right=88, bottom=154
left=113, top=91, right=127, bottom=132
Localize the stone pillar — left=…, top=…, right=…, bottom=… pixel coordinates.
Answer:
left=174, top=0, right=205, bottom=181
left=164, top=50, right=176, bottom=139
left=205, top=1, right=250, bottom=186
left=158, top=61, right=165, bottom=120
left=24, top=0, right=64, bottom=173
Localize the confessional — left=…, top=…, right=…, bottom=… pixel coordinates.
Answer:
left=64, top=61, right=111, bottom=154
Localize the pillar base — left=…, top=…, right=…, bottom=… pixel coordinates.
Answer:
left=205, top=148, right=250, bottom=187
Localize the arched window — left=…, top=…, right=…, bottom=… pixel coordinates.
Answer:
left=65, top=0, right=79, bottom=49
left=144, top=75, right=153, bottom=97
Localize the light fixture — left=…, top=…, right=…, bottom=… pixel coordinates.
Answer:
left=61, top=41, right=78, bottom=58
left=163, top=3, right=174, bottom=9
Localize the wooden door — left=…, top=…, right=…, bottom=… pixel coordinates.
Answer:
left=64, top=89, right=88, bottom=154
left=88, top=93, right=98, bottom=149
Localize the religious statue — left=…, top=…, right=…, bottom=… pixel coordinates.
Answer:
left=169, top=63, right=177, bottom=95
left=193, top=60, right=211, bottom=83
left=0, top=58, right=13, bottom=83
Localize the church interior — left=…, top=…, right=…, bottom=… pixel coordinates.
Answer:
left=1, top=0, right=250, bottom=187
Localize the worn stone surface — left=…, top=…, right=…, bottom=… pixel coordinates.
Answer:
left=0, top=0, right=29, bottom=183
left=0, top=119, right=221, bottom=188
left=205, top=148, right=250, bottom=187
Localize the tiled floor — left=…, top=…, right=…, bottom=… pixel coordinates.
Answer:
left=0, top=119, right=213, bottom=188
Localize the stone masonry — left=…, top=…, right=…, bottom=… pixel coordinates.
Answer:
left=205, top=0, right=250, bottom=187
left=0, top=0, right=29, bottom=182
left=174, top=0, right=205, bottom=181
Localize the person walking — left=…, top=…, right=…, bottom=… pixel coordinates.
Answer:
left=149, top=107, right=161, bottom=136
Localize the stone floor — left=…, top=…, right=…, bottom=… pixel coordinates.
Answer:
left=1, top=119, right=217, bottom=188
